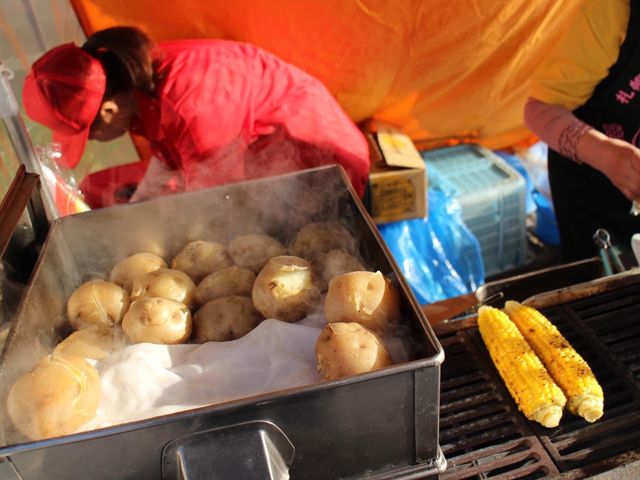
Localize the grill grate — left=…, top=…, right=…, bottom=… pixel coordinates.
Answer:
left=438, top=330, right=559, bottom=479
left=531, top=282, right=640, bottom=474
left=435, top=280, right=640, bottom=479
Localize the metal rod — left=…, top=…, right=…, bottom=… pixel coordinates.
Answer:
left=20, top=0, right=46, bottom=52
left=599, top=249, right=613, bottom=276
left=609, top=247, right=627, bottom=274
left=0, top=65, right=58, bottom=221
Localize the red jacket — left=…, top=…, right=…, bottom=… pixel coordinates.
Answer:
left=129, top=39, right=370, bottom=196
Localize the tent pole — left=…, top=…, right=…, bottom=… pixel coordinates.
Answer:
left=0, top=63, right=58, bottom=222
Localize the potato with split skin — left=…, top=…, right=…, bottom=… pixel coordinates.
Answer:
left=54, top=325, right=127, bottom=360
left=122, top=297, right=192, bottom=344
left=313, top=249, right=366, bottom=291
left=67, top=279, right=130, bottom=330
left=195, top=266, right=256, bottom=307
left=324, top=271, right=401, bottom=333
left=131, top=268, right=197, bottom=309
left=193, top=295, right=264, bottom=343
left=289, top=221, right=358, bottom=260
left=109, top=252, right=168, bottom=292
left=252, top=255, right=320, bottom=322
left=7, top=354, right=101, bottom=440
left=315, top=322, right=393, bottom=380
left=171, top=240, right=233, bottom=283
left=228, top=233, right=287, bottom=272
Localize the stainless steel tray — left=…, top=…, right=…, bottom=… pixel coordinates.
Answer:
left=0, top=166, right=445, bottom=480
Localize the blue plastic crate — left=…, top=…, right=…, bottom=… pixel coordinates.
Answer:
left=422, top=144, right=528, bottom=276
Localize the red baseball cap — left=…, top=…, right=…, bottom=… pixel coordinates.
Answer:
left=23, top=43, right=106, bottom=168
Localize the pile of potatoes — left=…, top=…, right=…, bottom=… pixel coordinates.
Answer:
left=6, top=221, right=404, bottom=441
left=62, top=221, right=382, bottom=351
left=316, top=269, right=401, bottom=381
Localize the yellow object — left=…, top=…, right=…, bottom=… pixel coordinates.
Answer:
left=477, top=306, right=566, bottom=428
left=504, top=301, right=604, bottom=423
left=69, top=0, right=584, bottom=150
left=364, top=121, right=427, bottom=224
left=6, top=354, right=101, bottom=440
left=530, top=0, right=629, bottom=111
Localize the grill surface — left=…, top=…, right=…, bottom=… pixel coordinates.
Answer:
left=438, top=329, right=558, bottom=479
left=435, top=281, right=640, bottom=479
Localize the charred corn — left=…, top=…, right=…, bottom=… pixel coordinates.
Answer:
left=504, top=301, right=604, bottom=423
left=478, top=306, right=566, bottom=428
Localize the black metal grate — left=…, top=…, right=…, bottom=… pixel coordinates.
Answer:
left=437, top=330, right=559, bottom=479
left=531, top=283, right=640, bottom=474
left=435, top=281, right=640, bottom=479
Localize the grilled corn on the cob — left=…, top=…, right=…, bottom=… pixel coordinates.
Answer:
left=477, top=305, right=566, bottom=428
left=504, top=300, right=604, bottom=423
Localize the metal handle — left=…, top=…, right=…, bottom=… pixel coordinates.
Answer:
left=0, top=165, right=39, bottom=258
left=162, top=421, right=295, bottom=480
left=593, top=228, right=626, bottom=275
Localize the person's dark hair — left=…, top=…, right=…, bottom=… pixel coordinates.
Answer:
left=82, top=26, right=159, bottom=98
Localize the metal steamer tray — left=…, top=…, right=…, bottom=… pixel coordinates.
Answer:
left=0, top=166, right=445, bottom=480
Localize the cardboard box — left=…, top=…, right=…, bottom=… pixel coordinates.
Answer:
left=362, top=121, right=427, bottom=224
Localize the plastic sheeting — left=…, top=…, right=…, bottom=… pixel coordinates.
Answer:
left=378, top=190, right=484, bottom=304
left=69, top=0, right=583, bottom=151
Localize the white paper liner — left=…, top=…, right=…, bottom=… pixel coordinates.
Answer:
left=84, top=315, right=324, bottom=430
left=82, top=309, right=409, bottom=432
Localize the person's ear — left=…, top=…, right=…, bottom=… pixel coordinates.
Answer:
left=98, top=100, right=119, bottom=124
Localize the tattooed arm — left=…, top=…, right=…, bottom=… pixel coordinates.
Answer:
left=524, top=97, right=640, bottom=201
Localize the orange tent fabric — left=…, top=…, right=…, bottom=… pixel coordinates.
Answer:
left=70, top=0, right=582, bottom=151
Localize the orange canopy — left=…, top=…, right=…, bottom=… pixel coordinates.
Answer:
left=70, top=0, right=582, bottom=150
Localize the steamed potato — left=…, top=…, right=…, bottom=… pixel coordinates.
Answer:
left=313, top=249, right=366, bottom=291
left=289, top=221, right=358, bottom=260
left=122, top=297, right=192, bottom=344
left=53, top=326, right=127, bottom=360
left=7, top=355, right=101, bottom=440
left=324, top=271, right=401, bottom=333
left=195, top=266, right=256, bottom=306
left=67, top=280, right=130, bottom=330
left=252, top=256, right=320, bottom=322
left=228, top=233, right=287, bottom=272
left=109, top=252, right=168, bottom=292
left=193, top=296, right=264, bottom=342
left=131, top=268, right=196, bottom=309
left=171, top=240, right=233, bottom=283
left=315, top=322, right=393, bottom=380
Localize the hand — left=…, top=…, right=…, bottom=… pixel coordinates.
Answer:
left=524, top=98, right=640, bottom=201
left=582, top=136, right=640, bottom=202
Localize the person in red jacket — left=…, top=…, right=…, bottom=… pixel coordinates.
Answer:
left=23, top=26, right=370, bottom=203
